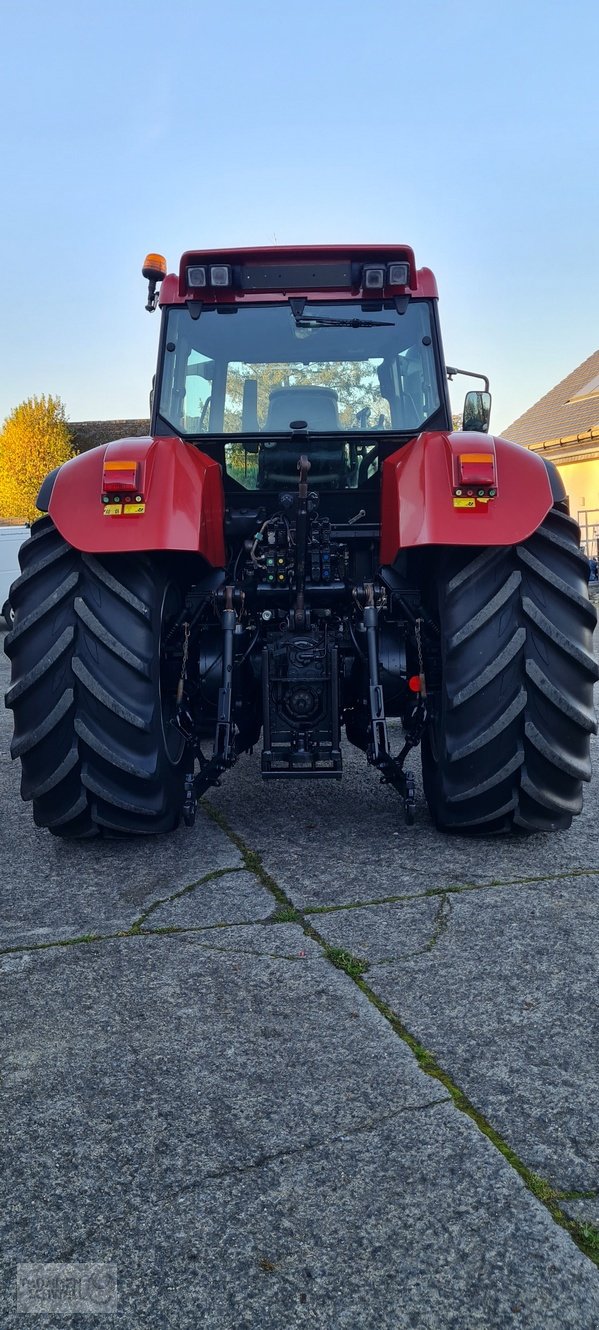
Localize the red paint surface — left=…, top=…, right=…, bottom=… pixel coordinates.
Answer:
left=157, top=245, right=438, bottom=305
left=380, top=431, right=554, bottom=563
left=49, top=436, right=226, bottom=567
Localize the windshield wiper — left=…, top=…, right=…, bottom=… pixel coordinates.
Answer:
left=294, top=314, right=393, bottom=329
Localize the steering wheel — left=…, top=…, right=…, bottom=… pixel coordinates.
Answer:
left=358, top=446, right=378, bottom=486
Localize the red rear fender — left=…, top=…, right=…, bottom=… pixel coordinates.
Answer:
left=380, top=431, right=554, bottom=563
left=46, top=436, right=226, bottom=567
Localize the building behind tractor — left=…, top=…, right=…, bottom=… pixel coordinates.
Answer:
left=5, top=246, right=598, bottom=837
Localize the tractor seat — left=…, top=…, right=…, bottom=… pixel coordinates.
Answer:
left=264, top=386, right=341, bottom=432
left=259, top=387, right=347, bottom=489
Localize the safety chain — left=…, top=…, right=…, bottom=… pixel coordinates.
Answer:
left=176, top=622, right=190, bottom=706
left=415, top=617, right=427, bottom=698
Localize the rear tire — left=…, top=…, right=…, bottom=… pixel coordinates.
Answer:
left=422, top=507, right=598, bottom=832
left=5, top=516, right=188, bottom=837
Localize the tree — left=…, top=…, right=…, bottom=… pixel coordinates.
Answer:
left=0, top=395, right=73, bottom=523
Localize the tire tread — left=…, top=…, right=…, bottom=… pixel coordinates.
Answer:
left=5, top=516, right=187, bottom=837
left=422, top=506, right=597, bottom=833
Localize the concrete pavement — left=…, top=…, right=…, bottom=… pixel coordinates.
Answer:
left=1, top=634, right=598, bottom=1327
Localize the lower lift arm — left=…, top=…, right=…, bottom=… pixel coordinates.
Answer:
left=182, top=586, right=239, bottom=825
left=360, top=584, right=427, bottom=825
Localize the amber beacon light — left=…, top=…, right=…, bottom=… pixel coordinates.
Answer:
left=142, top=253, right=167, bottom=311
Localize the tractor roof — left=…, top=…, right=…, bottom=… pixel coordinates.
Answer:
left=158, top=245, right=438, bottom=306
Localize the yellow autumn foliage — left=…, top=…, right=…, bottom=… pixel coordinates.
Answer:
left=0, top=396, right=73, bottom=524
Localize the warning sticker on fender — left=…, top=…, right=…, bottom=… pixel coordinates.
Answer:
left=453, top=497, right=476, bottom=509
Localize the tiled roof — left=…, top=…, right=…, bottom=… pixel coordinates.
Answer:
left=502, top=350, right=599, bottom=446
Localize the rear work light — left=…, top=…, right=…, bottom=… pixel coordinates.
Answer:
left=187, top=264, right=232, bottom=289
left=209, top=264, right=232, bottom=286
left=388, top=262, right=409, bottom=286
left=363, top=266, right=385, bottom=289
left=363, top=262, right=410, bottom=289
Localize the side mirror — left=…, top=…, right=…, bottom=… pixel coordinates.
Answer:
left=463, top=390, right=491, bottom=433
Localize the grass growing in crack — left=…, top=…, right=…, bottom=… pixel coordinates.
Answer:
left=324, top=946, right=369, bottom=979
left=269, top=906, right=300, bottom=924
left=142, top=926, right=184, bottom=937
left=348, top=977, right=599, bottom=1267
left=0, top=932, right=108, bottom=956
left=203, top=803, right=290, bottom=909
left=577, top=1225, right=599, bottom=1256
left=130, top=866, right=243, bottom=931
left=200, top=798, right=599, bottom=1270
left=301, top=867, right=599, bottom=918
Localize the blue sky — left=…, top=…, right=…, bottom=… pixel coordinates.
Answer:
left=1, top=0, right=597, bottom=435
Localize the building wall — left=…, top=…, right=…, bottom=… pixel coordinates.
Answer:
left=556, top=458, right=599, bottom=523
left=555, top=456, right=599, bottom=553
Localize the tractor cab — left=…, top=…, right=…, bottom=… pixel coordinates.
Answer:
left=146, top=246, right=454, bottom=497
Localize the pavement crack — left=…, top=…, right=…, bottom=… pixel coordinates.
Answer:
left=347, top=983, right=599, bottom=1269
left=176, top=937, right=310, bottom=961
left=427, top=892, right=451, bottom=952
left=201, top=799, right=599, bottom=1270
left=130, top=865, right=245, bottom=930
left=0, top=918, right=288, bottom=959
left=167, top=1097, right=450, bottom=1197
left=300, top=868, right=599, bottom=914
left=0, top=930, right=124, bottom=957
left=305, top=891, right=431, bottom=914
left=554, top=1188, right=598, bottom=1202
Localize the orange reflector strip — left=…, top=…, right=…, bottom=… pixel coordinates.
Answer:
left=103, top=461, right=138, bottom=470
left=459, top=453, right=493, bottom=463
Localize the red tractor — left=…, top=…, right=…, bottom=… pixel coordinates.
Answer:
left=5, top=246, right=598, bottom=836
